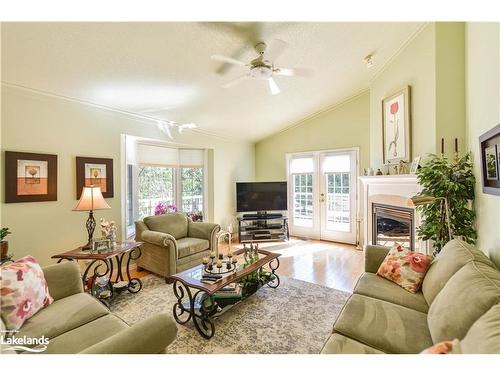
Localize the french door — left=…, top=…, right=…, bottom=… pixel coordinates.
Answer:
left=287, top=149, right=358, bottom=244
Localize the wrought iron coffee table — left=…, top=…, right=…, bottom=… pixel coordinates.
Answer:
left=166, top=247, right=281, bottom=339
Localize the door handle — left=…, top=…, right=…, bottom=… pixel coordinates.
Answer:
left=320, top=193, right=325, bottom=203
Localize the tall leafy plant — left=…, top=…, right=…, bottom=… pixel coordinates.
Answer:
left=415, top=153, right=477, bottom=254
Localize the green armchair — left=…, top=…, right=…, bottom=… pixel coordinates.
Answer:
left=135, top=213, right=220, bottom=278
left=1, top=261, right=177, bottom=354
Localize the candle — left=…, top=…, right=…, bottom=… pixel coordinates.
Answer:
left=232, top=257, right=238, bottom=264
left=218, top=253, right=224, bottom=260
left=202, top=257, right=209, bottom=265
left=227, top=251, right=233, bottom=258
left=441, top=138, right=445, bottom=154
left=210, top=251, right=216, bottom=258
left=216, top=260, right=222, bottom=268
left=455, top=138, right=458, bottom=153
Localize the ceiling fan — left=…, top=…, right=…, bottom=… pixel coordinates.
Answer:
left=211, top=39, right=309, bottom=96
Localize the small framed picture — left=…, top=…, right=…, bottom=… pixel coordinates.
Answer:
left=92, top=238, right=111, bottom=252
left=410, top=156, right=421, bottom=174
left=5, top=151, right=58, bottom=203
left=76, top=157, right=114, bottom=199
left=479, top=124, right=500, bottom=196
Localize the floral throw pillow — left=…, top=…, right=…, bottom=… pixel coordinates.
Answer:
left=0, top=256, right=54, bottom=330
left=420, top=339, right=459, bottom=354
left=376, top=244, right=433, bottom=293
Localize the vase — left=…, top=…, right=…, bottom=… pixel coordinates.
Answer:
left=1, top=241, right=8, bottom=260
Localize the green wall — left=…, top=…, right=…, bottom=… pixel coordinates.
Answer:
left=465, top=22, right=500, bottom=267
left=255, top=91, right=370, bottom=181
left=370, top=23, right=437, bottom=169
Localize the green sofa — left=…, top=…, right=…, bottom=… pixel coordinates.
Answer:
left=321, top=239, right=500, bottom=354
left=135, top=213, right=220, bottom=278
left=1, top=261, right=177, bottom=354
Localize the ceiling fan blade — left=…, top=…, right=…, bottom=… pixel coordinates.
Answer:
left=274, top=67, right=312, bottom=77
left=268, top=77, right=281, bottom=95
left=265, top=39, right=288, bottom=62
left=222, top=74, right=250, bottom=88
left=211, top=54, right=248, bottom=67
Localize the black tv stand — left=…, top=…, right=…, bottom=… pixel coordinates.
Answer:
left=238, top=213, right=288, bottom=243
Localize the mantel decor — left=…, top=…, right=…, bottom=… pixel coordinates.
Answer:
left=5, top=151, right=58, bottom=203
left=382, top=86, right=412, bottom=165
left=479, top=123, right=500, bottom=196
left=76, top=156, right=114, bottom=199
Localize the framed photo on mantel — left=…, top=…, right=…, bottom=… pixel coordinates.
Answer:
left=5, top=151, right=58, bottom=203
left=479, top=123, right=500, bottom=196
left=76, top=156, right=114, bottom=199
left=382, top=86, right=412, bottom=165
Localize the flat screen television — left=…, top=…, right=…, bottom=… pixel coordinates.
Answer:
left=236, top=182, right=287, bottom=212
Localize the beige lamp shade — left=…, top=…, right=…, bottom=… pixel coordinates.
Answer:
left=74, top=186, right=111, bottom=211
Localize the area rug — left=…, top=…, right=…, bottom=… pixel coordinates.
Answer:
left=109, top=274, right=350, bottom=354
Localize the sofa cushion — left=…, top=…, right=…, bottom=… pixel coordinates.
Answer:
left=333, top=294, right=433, bottom=353
left=17, top=293, right=109, bottom=340
left=321, top=333, right=385, bottom=354
left=144, top=213, right=188, bottom=240
left=41, top=315, right=128, bottom=354
left=177, top=237, right=210, bottom=259
left=354, top=273, right=429, bottom=313
left=422, top=239, right=497, bottom=305
left=453, top=303, right=500, bottom=354
left=427, top=261, right=500, bottom=343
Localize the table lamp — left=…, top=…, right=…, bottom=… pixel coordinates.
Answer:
left=409, top=195, right=452, bottom=241
left=74, top=186, right=111, bottom=249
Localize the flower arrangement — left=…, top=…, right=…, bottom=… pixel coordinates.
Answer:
left=154, top=202, right=178, bottom=215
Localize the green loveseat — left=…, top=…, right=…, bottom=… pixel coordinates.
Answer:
left=135, top=213, right=220, bottom=278
left=321, top=239, right=500, bottom=354
left=1, top=261, right=177, bottom=354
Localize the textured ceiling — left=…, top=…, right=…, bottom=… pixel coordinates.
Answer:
left=1, top=22, right=424, bottom=141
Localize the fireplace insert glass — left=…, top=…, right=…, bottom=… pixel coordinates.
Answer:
left=372, top=203, right=414, bottom=250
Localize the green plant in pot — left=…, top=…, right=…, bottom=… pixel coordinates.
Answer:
left=415, top=153, right=477, bottom=255
left=1, top=228, right=12, bottom=260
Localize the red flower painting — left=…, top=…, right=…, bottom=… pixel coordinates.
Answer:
left=390, top=101, right=399, bottom=115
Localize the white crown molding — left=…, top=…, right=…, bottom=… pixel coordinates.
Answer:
left=1, top=81, right=232, bottom=142
left=368, top=22, right=430, bottom=85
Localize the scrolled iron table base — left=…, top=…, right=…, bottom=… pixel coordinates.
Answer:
left=170, top=256, right=280, bottom=339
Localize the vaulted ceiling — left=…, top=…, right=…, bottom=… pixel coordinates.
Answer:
left=1, top=22, right=424, bottom=141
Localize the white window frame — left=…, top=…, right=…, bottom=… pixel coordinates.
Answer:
left=122, top=135, right=208, bottom=239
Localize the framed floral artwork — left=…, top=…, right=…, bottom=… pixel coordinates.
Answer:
left=382, top=86, right=412, bottom=165
left=76, top=156, right=114, bottom=198
left=5, top=151, right=58, bottom=203
left=479, top=123, right=500, bottom=196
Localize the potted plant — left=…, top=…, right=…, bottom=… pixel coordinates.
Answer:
left=1, top=227, right=11, bottom=260
left=415, top=153, right=477, bottom=255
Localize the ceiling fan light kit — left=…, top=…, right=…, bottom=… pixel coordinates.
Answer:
left=211, top=39, right=310, bottom=96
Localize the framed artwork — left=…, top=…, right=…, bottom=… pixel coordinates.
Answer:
left=76, top=157, right=114, bottom=198
left=410, top=156, right=421, bottom=174
left=382, top=86, right=411, bottom=165
left=479, top=123, right=500, bottom=196
left=5, top=151, right=58, bottom=203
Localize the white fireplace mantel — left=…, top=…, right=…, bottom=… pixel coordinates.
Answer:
left=358, top=174, right=429, bottom=254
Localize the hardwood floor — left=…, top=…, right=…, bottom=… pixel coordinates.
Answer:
left=127, top=237, right=364, bottom=293
left=230, top=238, right=364, bottom=292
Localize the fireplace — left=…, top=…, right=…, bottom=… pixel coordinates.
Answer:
left=372, top=203, right=415, bottom=250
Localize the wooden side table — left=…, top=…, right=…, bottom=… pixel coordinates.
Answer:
left=51, top=241, right=143, bottom=304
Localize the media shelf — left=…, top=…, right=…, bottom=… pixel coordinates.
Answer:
left=237, top=214, right=289, bottom=243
